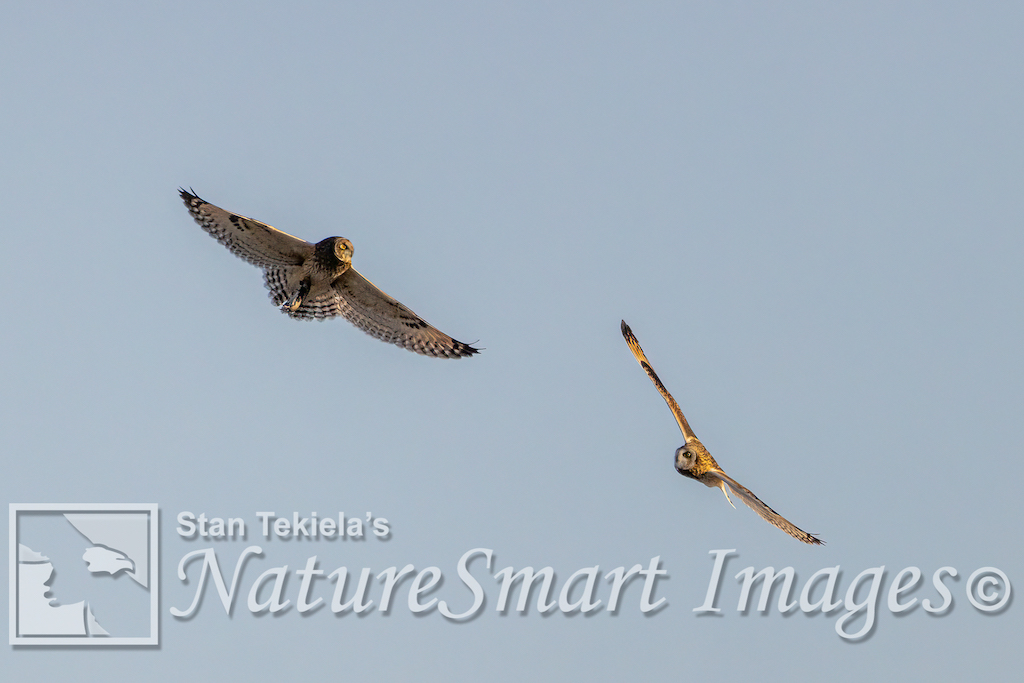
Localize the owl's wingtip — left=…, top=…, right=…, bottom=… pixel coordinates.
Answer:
left=453, top=341, right=482, bottom=358
left=620, top=320, right=637, bottom=344
left=419, top=338, right=481, bottom=358
left=179, top=187, right=202, bottom=203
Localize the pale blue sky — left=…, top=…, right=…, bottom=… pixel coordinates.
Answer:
left=3, top=1, right=1022, bottom=679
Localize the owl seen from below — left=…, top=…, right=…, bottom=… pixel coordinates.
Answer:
left=621, top=320, right=822, bottom=545
left=180, top=189, right=479, bottom=359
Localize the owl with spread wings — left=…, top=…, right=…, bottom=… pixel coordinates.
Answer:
left=180, top=189, right=479, bottom=358
left=621, top=321, right=822, bottom=545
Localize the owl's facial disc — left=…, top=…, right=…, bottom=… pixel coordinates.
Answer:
left=675, top=445, right=696, bottom=472
left=334, top=238, right=353, bottom=262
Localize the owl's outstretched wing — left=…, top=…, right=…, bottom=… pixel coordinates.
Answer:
left=180, top=189, right=313, bottom=269
left=621, top=321, right=696, bottom=441
left=704, top=470, right=824, bottom=545
left=288, top=268, right=479, bottom=358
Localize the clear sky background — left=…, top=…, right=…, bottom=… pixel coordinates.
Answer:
left=2, top=1, right=1022, bottom=679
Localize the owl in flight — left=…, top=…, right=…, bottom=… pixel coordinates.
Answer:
left=621, top=321, right=822, bottom=545
left=180, top=189, right=479, bottom=358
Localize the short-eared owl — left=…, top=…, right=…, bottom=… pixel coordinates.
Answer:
left=180, top=190, right=479, bottom=358
left=621, top=321, right=822, bottom=545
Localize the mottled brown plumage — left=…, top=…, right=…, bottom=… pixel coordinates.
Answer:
left=180, top=189, right=479, bottom=358
left=621, top=320, right=822, bottom=545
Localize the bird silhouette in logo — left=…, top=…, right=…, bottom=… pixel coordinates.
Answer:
left=621, top=320, right=822, bottom=545
left=180, top=189, right=479, bottom=358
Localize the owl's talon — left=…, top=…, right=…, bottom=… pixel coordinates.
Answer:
left=281, top=280, right=311, bottom=312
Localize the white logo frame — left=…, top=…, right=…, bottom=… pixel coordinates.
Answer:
left=9, top=503, right=159, bottom=646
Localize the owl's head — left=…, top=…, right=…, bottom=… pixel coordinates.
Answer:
left=334, top=238, right=354, bottom=264
left=675, top=439, right=709, bottom=478
left=315, top=237, right=354, bottom=269
left=674, top=445, right=696, bottom=472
